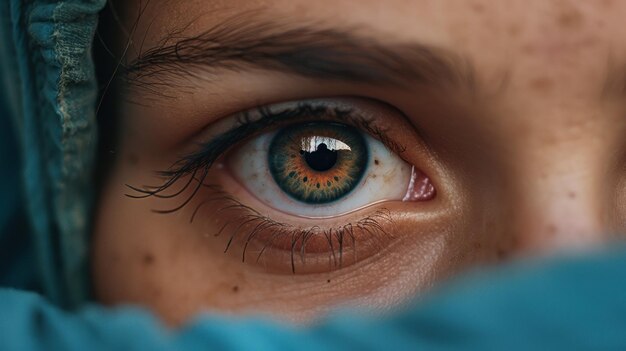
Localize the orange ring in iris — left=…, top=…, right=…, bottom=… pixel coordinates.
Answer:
left=268, top=122, right=368, bottom=204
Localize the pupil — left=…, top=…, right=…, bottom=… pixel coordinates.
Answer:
left=303, top=143, right=337, bottom=172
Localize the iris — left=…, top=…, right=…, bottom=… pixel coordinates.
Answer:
left=268, top=122, right=368, bottom=204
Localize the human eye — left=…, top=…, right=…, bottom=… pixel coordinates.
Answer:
left=230, top=101, right=434, bottom=217
left=130, top=97, right=437, bottom=274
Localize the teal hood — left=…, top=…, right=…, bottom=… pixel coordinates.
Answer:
left=0, top=0, right=105, bottom=308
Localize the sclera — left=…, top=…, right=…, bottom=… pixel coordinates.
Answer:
left=229, top=126, right=412, bottom=218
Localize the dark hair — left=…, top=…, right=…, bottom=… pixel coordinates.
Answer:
left=93, top=1, right=129, bottom=191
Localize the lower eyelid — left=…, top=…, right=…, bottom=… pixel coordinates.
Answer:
left=186, top=170, right=401, bottom=274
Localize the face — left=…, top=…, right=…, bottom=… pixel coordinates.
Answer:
left=92, top=0, right=626, bottom=325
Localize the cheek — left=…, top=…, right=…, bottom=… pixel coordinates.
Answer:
left=92, top=166, right=488, bottom=325
left=92, top=167, right=254, bottom=324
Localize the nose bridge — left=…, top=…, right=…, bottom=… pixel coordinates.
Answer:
left=502, top=118, right=607, bottom=256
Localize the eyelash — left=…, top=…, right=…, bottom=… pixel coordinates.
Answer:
left=127, top=101, right=405, bottom=210
left=192, top=184, right=394, bottom=273
left=127, top=100, right=405, bottom=272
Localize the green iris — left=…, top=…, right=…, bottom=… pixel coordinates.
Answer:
left=268, top=122, right=368, bottom=204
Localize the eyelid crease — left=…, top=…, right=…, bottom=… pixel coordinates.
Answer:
left=126, top=100, right=407, bottom=213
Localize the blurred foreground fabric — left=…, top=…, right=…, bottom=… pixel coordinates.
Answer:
left=2, top=247, right=626, bottom=350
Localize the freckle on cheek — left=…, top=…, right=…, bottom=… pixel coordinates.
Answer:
left=143, top=253, right=155, bottom=266
left=469, top=1, right=485, bottom=13
left=496, top=248, right=507, bottom=261
left=557, top=9, right=584, bottom=29
left=529, top=77, right=554, bottom=92
left=507, top=24, right=521, bottom=38
left=109, top=251, right=121, bottom=263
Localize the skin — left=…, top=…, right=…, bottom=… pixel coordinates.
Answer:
left=93, top=0, right=626, bottom=325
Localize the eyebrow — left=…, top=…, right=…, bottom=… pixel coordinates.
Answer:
left=124, top=17, right=475, bottom=92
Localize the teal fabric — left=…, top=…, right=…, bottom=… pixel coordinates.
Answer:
left=1, top=247, right=626, bottom=350
left=0, top=68, right=36, bottom=291
left=0, top=0, right=105, bottom=307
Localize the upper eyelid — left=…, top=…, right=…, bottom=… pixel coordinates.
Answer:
left=177, top=100, right=406, bottom=180
left=127, top=99, right=408, bottom=210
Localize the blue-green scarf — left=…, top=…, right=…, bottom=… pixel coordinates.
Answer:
left=0, top=0, right=105, bottom=307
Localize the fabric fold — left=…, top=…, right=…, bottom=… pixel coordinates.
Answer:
left=0, top=0, right=105, bottom=307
